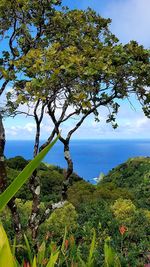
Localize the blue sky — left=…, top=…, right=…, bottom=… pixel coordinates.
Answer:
left=3, top=0, right=150, bottom=140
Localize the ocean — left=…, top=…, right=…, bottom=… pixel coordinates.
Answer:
left=5, top=139, right=150, bottom=183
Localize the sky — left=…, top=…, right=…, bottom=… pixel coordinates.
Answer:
left=3, top=0, right=150, bottom=140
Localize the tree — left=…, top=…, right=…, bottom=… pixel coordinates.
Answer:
left=3, top=6, right=150, bottom=241
left=12, top=11, right=150, bottom=150
left=0, top=0, right=62, bottom=237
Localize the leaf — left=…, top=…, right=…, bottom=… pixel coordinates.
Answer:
left=24, top=234, right=32, bottom=265
left=87, top=229, right=96, bottom=266
left=77, top=254, right=86, bottom=267
left=0, top=135, right=59, bottom=212
left=0, top=67, right=9, bottom=79
left=104, top=241, right=114, bottom=267
left=12, top=237, right=16, bottom=256
left=32, top=256, right=37, bottom=267
left=104, top=238, right=121, bottom=267
left=0, top=223, right=15, bottom=267
left=61, top=227, right=67, bottom=253
left=37, top=241, right=46, bottom=266
left=46, top=250, right=59, bottom=267
left=76, top=245, right=86, bottom=267
left=77, top=230, right=96, bottom=267
left=51, top=0, right=58, bottom=4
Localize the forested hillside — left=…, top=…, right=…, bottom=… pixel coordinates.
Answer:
left=1, top=156, right=149, bottom=266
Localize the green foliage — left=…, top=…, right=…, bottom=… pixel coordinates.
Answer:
left=87, top=229, right=96, bottom=267
left=21, top=234, right=60, bottom=267
left=101, top=157, right=150, bottom=189
left=24, top=233, right=33, bottom=264
left=100, top=157, right=150, bottom=209
left=0, top=136, right=59, bottom=212
left=135, top=179, right=150, bottom=209
left=94, top=183, right=133, bottom=202
left=0, top=206, right=13, bottom=237
left=7, top=7, right=150, bottom=129
left=111, top=198, right=136, bottom=224
left=40, top=169, right=63, bottom=202
left=6, top=158, right=83, bottom=202
left=2, top=155, right=150, bottom=266
left=0, top=223, right=14, bottom=267
left=7, top=167, right=32, bottom=200
left=0, top=137, right=58, bottom=266
left=1, top=0, right=150, bottom=265
left=39, top=202, right=78, bottom=239
left=68, top=181, right=95, bottom=207
left=77, top=229, right=96, bottom=267
left=0, top=224, right=109, bottom=267
left=6, top=156, right=28, bottom=171
left=76, top=201, right=118, bottom=266
left=104, top=238, right=121, bottom=267
left=1, top=155, right=150, bottom=266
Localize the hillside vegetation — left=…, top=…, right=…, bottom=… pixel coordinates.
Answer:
left=100, top=157, right=150, bottom=209
left=1, top=156, right=149, bottom=266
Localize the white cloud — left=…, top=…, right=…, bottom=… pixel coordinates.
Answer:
left=24, top=123, right=36, bottom=133
left=4, top=99, right=150, bottom=140
left=4, top=121, right=36, bottom=139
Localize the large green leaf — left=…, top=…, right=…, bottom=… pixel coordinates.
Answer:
left=0, top=135, right=59, bottom=212
left=0, top=223, right=15, bottom=267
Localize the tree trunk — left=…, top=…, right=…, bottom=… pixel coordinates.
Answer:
left=29, top=170, right=41, bottom=240
left=0, top=113, right=21, bottom=238
left=7, top=199, right=21, bottom=236
left=29, top=120, right=41, bottom=241
left=29, top=127, right=56, bottom=241
left=0, top=114, right=7, bottom=191
left=62, top=141, right=73, bottom=200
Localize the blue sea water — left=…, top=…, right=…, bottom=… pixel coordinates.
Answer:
left=5, top=139, right=150, bottom=183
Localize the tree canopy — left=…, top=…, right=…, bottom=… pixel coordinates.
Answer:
left=9, top=9, right=150, bottom=126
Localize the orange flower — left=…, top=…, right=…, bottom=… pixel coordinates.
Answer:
left=119, top=225, right=128, bottom=235
left=65, top=239, right=69, bottom=250
left=23, top=261, right=30, bottom=267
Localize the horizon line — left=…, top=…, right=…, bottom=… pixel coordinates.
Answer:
left=6, top=138, right=150, bottom=141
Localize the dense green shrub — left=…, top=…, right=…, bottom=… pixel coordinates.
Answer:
left=39, top=202, right=78, bottom=242
left=6, top=156, right=28, bottom=171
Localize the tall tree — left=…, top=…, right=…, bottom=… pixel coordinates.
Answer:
left=0, top=0, right=62, bottom=237
left=8, top=8, right=150, bottom=239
